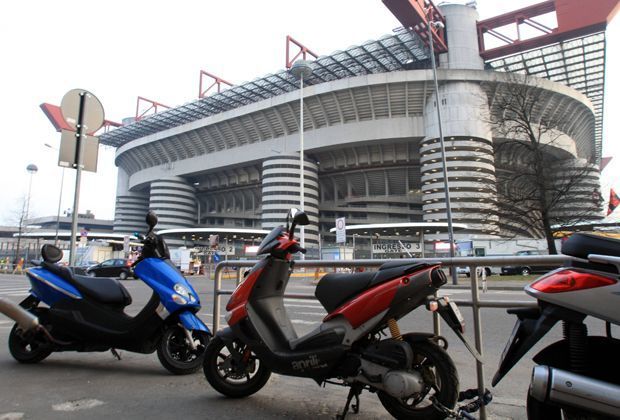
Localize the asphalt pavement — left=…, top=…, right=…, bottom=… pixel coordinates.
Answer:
left=0, top=272, right=613, bottom=419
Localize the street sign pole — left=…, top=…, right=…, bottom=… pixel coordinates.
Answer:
left=58, top=89, right=105, bottom=267
left=68, top=92, right=86, bottom=267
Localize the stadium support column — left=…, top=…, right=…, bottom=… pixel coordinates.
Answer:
left=550, top=158, right=604, bottom=223
left=421, top=83, right=499, bottom=238
left=261, top=155, right=319, bottom=246
left=149, top=177, right=197, bottom=232
left=113, top=167, right=150, bottom=234
left=421, top=3, right=499, bottom=239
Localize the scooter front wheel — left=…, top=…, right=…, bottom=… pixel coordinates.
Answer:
left=8, top=324, right=52, bottom=364
left=157, top=325, right=209, bottom=375
left=203, top=336, right=271, bottom=398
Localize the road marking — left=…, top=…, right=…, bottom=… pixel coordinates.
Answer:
left=0, top=289, right=30, bottom=293
left=0, top=320, right=12, bottom=324
left=0, top=413, right=25, bottom=420
left=295, top=311, right=325, bottom=317
left=5, top=293, right=29, bottom=297
left=284, top=303, right=324, bottom=309
left=52, top=399, right=104, bottom=412
left=284, top=298, right=321, bottom=303
left=291, top=319, right=317, bottom=325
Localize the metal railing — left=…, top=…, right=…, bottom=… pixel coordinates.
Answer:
left=212, top=255, right=572, bottom=419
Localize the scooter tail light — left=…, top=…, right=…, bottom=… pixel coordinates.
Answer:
left=531, top=269, right=616, bottom=293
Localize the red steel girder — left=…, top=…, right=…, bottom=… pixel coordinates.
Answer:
left=199, top=70, right=233, bottom=98
left=382, top=0, right=447, bottom=53
left=40, top=103, right=121, bottom=134
left=135, top=96, right=170, bottom=121
left=285, top=35, right=318, bottom=69
left=478, top=0, right=620, bottom=60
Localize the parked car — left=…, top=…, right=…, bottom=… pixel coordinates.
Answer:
left=85, top=258, right=134, bottom=279
left=500, top=250, right=561, bottom=275
left=71, top=260, right=99, bottom=275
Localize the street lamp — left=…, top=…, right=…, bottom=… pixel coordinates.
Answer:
left=290, top=59, right=313, bottom=252
left=25, top=163, right=38, bottom=223
left=45, top=143, right=66, bottom=245
left=426, top=14, right=457, bottom=284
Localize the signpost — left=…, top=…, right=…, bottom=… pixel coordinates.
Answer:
left=335, top=217, right=346, bottom=244
left=371, top=242, right=421, bottom=255
left=58, top=89, right=105, bottom=267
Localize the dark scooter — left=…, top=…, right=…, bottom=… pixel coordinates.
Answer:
left=203, top=208, right=485, bottom=419
left=0, top=211, right=211, bottom=374
left=493, top=233, right=620, bottom=418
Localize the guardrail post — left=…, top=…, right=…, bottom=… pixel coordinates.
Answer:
left=469, top=265, right=487, bottom=420
left=236, top=268, right=242, bottom=286
left=433, top=290, right=441, bottom=335
left=213, top=265, right=223, bottom=333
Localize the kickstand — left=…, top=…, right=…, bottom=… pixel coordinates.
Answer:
left=110, top=348, right=122, bottom=360
left=336, top=384, right=362, bottom=420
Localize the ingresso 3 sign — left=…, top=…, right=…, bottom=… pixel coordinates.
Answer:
left=372, top=242, right=421, bottom=254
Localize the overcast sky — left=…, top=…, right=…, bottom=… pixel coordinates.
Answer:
left=0, top=0, right=618, bottom=225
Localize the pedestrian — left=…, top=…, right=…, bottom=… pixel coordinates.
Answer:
left=12, top=257, right=24, bottom=274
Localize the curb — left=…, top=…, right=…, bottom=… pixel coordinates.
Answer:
left=446, top=284, right=527, bottom=291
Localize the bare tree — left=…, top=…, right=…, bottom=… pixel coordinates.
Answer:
left=5, top=195, right=38, bottom=264
left=487, top=75, right=603, bottom=254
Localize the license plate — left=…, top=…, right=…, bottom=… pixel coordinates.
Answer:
left=447, top=300, right=465, bottom=331
left=438, top=298, right=465, bottom=332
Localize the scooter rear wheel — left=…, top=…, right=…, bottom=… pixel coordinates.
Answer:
left=157, top=325, right=209, bottom=375
left=8, top=324, right=52, bottom=364
left=203, top=336, right=271, bottom=398
left=378, top=340, right=458, bottom=420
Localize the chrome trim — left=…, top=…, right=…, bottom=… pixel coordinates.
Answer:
left=26, top=269, right=82, bottom=300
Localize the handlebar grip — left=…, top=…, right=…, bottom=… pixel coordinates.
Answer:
left=290, top=244, right=307, bottom=254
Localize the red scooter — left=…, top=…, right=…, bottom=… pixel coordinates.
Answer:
left=203, top=209, right=482, bottom=419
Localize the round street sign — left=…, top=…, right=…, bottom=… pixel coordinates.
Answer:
left=60, top=89, right=105, bottom=135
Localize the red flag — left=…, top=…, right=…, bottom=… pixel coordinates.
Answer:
left=608, top=188, right=620, bottom=216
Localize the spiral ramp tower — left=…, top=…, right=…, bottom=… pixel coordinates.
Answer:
left=113, top=168, right=150, bottom=234
left=261, top=155, right=319, bottom=245
left=149, top=177, right=197, bottom=231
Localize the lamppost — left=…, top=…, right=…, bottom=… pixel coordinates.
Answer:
left=290, top=59, right=313, bottom=253
left=426, top=13, right=457, bottom=284
left=25, top=164, right=38, bottom=222
left=45, top=143, right=66, bottom=245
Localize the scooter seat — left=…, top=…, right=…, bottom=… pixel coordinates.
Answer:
left=40, top=261, right=132, bottom=307
left=562, top=233, right=620, bottom=259
left=72, top=275, right=132, bottom=307
left=315, top=262, right=430, bottom=313
left=315, top=272, right=375, bottom=313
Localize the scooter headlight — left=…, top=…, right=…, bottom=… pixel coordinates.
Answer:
left=171, top=294, right=188, bottom=305
left=173, top=284, right=196, bottom=303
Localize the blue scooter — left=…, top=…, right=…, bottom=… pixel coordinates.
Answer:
left=0, top=211, right=211, bottom=375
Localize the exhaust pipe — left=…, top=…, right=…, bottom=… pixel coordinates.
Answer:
left=530, top=365, right=620, bottom=418
left=0, top=297, right=39, bottom=331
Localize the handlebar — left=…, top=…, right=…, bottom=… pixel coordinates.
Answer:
left=290, top=244, right=307, bottom=255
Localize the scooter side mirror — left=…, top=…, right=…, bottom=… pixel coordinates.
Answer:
left=146, top=211, right=158, bottom=232
left=287, top=208, right=310, bottom=239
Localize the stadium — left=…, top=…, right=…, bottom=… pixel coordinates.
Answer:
left=92, top=0, right=616, bottom=256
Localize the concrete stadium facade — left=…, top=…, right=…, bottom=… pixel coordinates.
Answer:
left=106, top=4, right=603, bottom=248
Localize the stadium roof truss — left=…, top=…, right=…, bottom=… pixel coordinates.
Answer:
left=485, top=32, right=607, bottom=161
left=100, top=28, right=430, bottom=147
left=100, top=0, right=614, bottom=165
